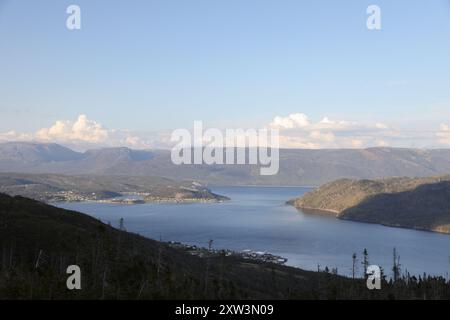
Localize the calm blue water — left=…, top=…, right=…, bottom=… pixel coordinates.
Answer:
left=56, top=186, right=450, bottom=278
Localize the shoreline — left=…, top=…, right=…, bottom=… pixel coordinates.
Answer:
left=50, top=197, right=229, bottom=205
left=292, top=205, right=340, bottom=215
left=292, top=204, right=450, bottom=236
left=210, top=184, right=318, bottom=188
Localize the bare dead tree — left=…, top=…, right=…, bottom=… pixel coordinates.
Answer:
left=352, top=253, right=357, bottom=279
left=137, top=279, right=148, bottom=299
left=119, top=218, right=125, bottom=231
left=362, top=248, right=369, bottom=277
left=393, top=247, right=401, bottom=282
left=204, top=257, right=210, bottom=296
left=34, top=249, right=43, bottom=269
left=208, top=239, right=213, bottom=251
left=101, top=267, right=108, bottom=299
left=156, top=235, right=163, bottom=285
left=9, top=241, right=15, bottom=269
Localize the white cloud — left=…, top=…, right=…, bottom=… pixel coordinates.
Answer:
left=309, top=130, right=335, bottom=142
left=124, top=135, right=141, bottom=146
left=350, top=139, right=363, bottom=147
left=0, top=115, right=168, bottom=150
left=269, top=113, right=354, bottom=132
left=375, top=139, right=389, bottom=147
left=375, top=122, right=389, bottom=129
left=316, top=117, right=352, bottom=130
left=269, top=113, right=310, bottom=129
left=35, top=115, right=108, bottom=143
left=277, top=135, right=319, bottom=149
left=0, top=130, right=33, bottom=141
left=436, top=124, right=450, bottom=145
left=267, top=113, right=399, bottom=148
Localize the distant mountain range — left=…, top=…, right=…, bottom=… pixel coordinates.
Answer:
left=2, top=142, right=450, bottom=185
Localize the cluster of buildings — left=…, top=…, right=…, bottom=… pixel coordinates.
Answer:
left=167, top=241, right=287, bottom=265
left=240, top=249, right=288, bottom=265
left=44, top=190, right=101, bottom=202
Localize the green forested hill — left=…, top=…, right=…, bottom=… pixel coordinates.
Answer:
left=289, top=175, right=450, bottom=234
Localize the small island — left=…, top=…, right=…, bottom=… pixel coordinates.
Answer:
left=288, top=175, right=450, bottom=234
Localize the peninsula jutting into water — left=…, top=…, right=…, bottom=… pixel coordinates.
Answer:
left=288, top=175, right=450, bottom=234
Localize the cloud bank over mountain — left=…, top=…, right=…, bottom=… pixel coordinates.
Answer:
left=1, top=113, right=450, bottom=150
left=268, top=113, right=450, bottom=149
left=0, top=115, right=170, bottom=151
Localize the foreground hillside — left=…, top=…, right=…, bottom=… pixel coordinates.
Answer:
left=0, top=173, right=228, bottom=203
left=288, top=175, right=450, bottom=234
left=1, top=193, right=449, bottom=299
left=3, top=142, right=450, bottom=185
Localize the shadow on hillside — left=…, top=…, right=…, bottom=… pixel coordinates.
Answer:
left=341, top=181, right=450, bottom=232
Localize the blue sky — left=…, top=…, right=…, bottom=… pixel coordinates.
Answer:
left=1, top=0, right=450, bottom=149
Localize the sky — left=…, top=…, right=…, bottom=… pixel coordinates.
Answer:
left=1, top=0, right=450, bottom=149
